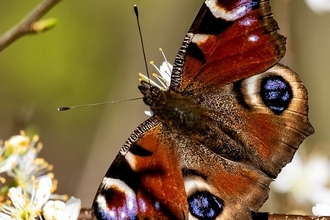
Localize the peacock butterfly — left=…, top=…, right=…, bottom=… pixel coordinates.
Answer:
left=93, top=0, right=314, bottom=219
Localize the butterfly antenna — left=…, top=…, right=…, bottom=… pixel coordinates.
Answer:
left=58, top=97, right=142, bottom=111
left=134, top=5, right=150, bottom=80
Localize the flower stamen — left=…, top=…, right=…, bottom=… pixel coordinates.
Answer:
left=138, top=49, right=173, bottom=93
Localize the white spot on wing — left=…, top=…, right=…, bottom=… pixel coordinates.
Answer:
left=192, top=34, right=210, bottom=44
left=97, top=178, right=138, bottom=217
left=205, top=0, right=252, bottom=21
left=239, top=18, right=255, bottom=26
left=125, top=151, right=137, bottom=170
left=248, top=35, right=259, bottom=42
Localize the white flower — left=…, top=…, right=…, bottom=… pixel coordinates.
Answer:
left=2, top=133, right=55, bottom=195
left=139, top=48, right=172, bottom=91
left=7, top=135, right=30, bottom=148
left=312, top=203, right=330, bottom=216
left=33, top=177, right=53, bottom=209
left=0, top=176, right=52, bottom=219
left=0, top=212, right=11, bottom=219
left=139, top=48, right=173, bottom=116
left=42, top=197, right=81, bottom=220
left=150, top=60, right=172, bottom=89
left=0, top=134, right=30, bottom=173
left=305, top=0, right=330, bottom=13
left=0, top=154, right=19, bottom=174
left=272, top=153, right=330, bottom=204
left=0, top=132, right=80, bottom=220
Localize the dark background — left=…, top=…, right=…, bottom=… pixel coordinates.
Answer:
left=0, top=0, right=329, bottom=214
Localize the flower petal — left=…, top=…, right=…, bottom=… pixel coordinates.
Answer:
left=0, top=212, right=11, bottom=219
left=33, top=177, right=52, bottom=210
left=312, top=203, right=330, bottom=216
left=305, top=0, right=330, bottom=13
left=42, top=200, right=66, bottom=220
left=0, top=154, right=18, bottom=173
left=8, top=187, right=25, bottom=208
left=61, top=197, right=81, bottom=220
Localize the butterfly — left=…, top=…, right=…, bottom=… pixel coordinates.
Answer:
left=93, top=0, right=314, bottom=219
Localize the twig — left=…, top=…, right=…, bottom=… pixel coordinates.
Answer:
left=256, top=212, right=330, bottom=220
left=78, top=208, right=330, bottom=220
left=0, top=0, right=62, bottom=52
left=78, top=208, right=94, bottom=220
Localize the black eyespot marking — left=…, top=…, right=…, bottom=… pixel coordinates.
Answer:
left=130, top=144, right=153, bottom=157
left=187, top=43, right=206, bottom=63
left=260, top=75, right=292, bottom=115
left=182, top=168, right=208, bottom=180
left=188, top=191, right=224, bottom=220
left=194, top=6, right=233, bottom=35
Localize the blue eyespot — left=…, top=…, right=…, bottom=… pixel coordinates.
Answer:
left=188, top=191, right=224, bottom=220
left=260, top=76, right=292, bottom=115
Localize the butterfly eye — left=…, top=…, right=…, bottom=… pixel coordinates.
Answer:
left=138, top=82, right=162, bottom=106
left=260, top=75, right=292, bottom=115
left=187, top=191, right=224, bottom=220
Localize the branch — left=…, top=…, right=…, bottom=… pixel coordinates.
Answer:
left=0, top=0, right=62, bottom=52
left=256, top=212, right=330, bottom=220
left=78, top=209, right=330, bottom=220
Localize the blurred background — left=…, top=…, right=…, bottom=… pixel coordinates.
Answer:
left=0, top=0, right=329, bottom=215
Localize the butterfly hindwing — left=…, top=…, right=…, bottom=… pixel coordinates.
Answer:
left=93, top=117, right=272, bottom=219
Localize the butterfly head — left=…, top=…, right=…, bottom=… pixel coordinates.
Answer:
left=138, top=59, right=173, bottom=107
left=138, top=81, right=161, bottom=106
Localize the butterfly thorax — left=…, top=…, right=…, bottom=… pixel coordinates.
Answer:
left=139, top=81, right=202, bottom=129
left=139, top=81, right=247, bottom=162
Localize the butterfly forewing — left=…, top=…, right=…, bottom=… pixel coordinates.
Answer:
left=170, top=0, right=286, bottom=92
left=93, top=118, right=188, bottom=219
